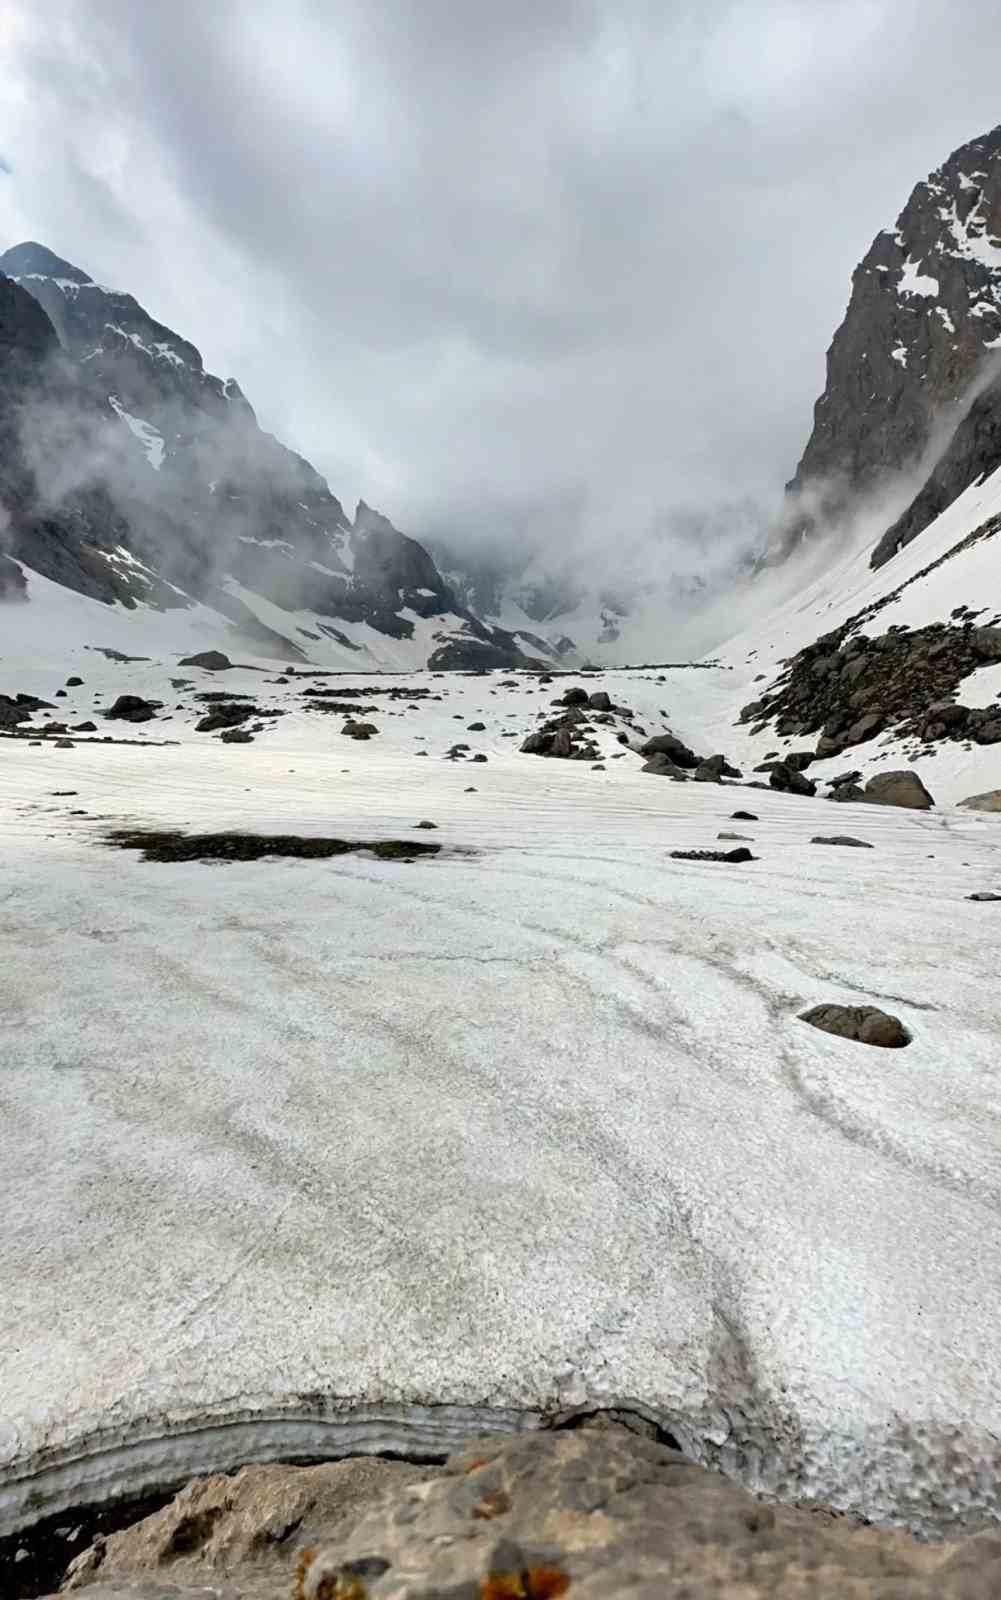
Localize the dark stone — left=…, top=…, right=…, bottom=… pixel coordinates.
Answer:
left=800, top=1003, right=910, bottom=1048
left=560, top=687, right=589, bottom=706
left=731, top=810, right=758, bottom=821
left=467, top=722, right=486, bottom=732
left=105, top=695, right=160, bottom=723
left=670, top=847, right=756, bottom=863
left=219, top=729, right=253, bottom=743
left=863, top=770, right=935, bottom=809
left=811, top=835, right=874, bottom=848
left=587, top=691, right=612, bottom=710
left=178, top=651, right=234, bottom=672
left=769, top=762, right=817, bottom=796
left=638, top=731, right=700, bottom=768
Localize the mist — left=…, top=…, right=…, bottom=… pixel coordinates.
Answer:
left=6, top=1, right=1001, bottom=649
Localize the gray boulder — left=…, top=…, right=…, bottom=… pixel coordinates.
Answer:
left=863, top=770, right=934, bottom=809
left=957, top=789, right=1001, bottom=812
left=693, top=754, right=742, bottom=782
left=639, top=731, right=699, bottom=768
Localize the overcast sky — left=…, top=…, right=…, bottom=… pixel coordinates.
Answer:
left=3, top=0, right=1001, bottom=564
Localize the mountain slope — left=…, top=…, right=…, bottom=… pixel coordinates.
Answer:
left=0, top=242, right=536, bottom=671
left=778, top=125, right=1001, bottom=563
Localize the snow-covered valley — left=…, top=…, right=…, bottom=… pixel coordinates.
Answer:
left=2, top=469, right=1000, bottom=1548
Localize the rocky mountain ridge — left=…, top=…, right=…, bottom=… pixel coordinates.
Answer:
left=0, top=242, right=538, bottom=670
left=778, top=123, right=1001, bottom=570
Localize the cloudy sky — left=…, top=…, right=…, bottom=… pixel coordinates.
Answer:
left=3, top=0, right=1001, bottom=568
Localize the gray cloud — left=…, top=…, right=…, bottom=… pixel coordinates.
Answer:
left=5, top=0, right=1001, bottom=594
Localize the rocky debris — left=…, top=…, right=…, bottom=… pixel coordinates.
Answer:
left=800, top=1004, right=911, bottom=1048
left=958, top=789, right=1001, bottom=812
left=769, top=762, right=817, bottom=796
left=811, top=835, right=874, bottom=848
left=177, top=652, right=234, bottom=672
left=104, top=695, right=161, bottom=724
left=639, top=731, right=700, bottom=768
left=693, top=754, right=742, bottom=783
left=740, top=620, right=1001, bottom=758
left=863, top=770, right=935, bottom=809
left=46, top=1422, right=1001, bottom=1600
left=670, top=847, right=756, bottom=864
left=106, top=831, right=441, bottom=864
left=968, top=892, right=1001, bottom=901
left=194, top=704, right=256, bottom=734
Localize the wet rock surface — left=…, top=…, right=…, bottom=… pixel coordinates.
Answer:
left=37, top=1425, right=1001, bottom=1600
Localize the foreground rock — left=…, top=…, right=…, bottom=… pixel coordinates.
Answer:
left=49, top=1426, right=1001, bottom=1599
left=801, top=1004, right=911, bottom=1048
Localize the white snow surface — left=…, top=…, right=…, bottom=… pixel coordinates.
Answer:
left=1, top=474, right=1001, bottom=1537
left=108, top=396, right=166, bottom=469
left=898, top=257, right=940, bottom=297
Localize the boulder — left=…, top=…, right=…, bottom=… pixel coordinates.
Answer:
left=639, top=731, right=699, bottom=768
left=957, top=789, right=1001, bottom=812
left=641, top=754, right=689, bottom=780
left=219, top=728, right=253, bottom=743
left=863, top=770, right=934, bottom=809
left=769, top=762, right=817, bottom=796
left=520, top=731, right=553, bottom=755
left=587, top=690, right=612, bottom=710
left=829, top=783, right=867, bottom=803
left=670, top=847, right=756, bottom=863
left=560, top=687, right=589, bottom=706
left=693, top=754, right=742, bottom=782
left=178, top=650, right=234, bottom=671
left=800, top=1003, right=910, bottom=1048
left=105, top=695, right=160, bottom=723
left=811, top=835, right=873, bottom=848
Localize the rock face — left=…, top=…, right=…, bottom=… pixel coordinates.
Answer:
left=0, top=244, right=533, bottom=669
left=43, top=1425, right=1001, bottom=1600
left=776, top=125, right=1001, bottom=561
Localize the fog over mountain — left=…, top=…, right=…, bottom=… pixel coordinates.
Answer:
left=6, top=0, right=1001, bottom=650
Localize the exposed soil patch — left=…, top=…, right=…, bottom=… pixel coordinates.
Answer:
left=105, top=830, right=442, bottom=863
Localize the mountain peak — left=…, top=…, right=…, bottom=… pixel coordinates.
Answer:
left=0, top=241, right=92, bottom=285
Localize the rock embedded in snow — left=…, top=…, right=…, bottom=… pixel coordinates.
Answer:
left=693, top=754, right=742, bottom=782
left=104, top=694, right=160, bottom=723
left=863, top=770, right=935, bottom=809
left=958, top=789, right=1001, bottom=811
left=968, top=892, right=1001, bottom=902
left=769, top=762, right=817, bottom=797
left=811, top=836, right=874, bottom=848
left=800, top=1004, right=911, bottom=1049
left=670, top=847, right=756, bottom=864
left=177, top=651, right=234, bottom=672
left=639, top=731, right=700, bottom=769
left=641, top=753, right=690, bottom=780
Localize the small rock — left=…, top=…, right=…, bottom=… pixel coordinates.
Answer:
left=467, top=722, right=486, bottom=732
left=415, top=821, right=438, bottom=829
left=717, top=831, right=752, bottom=841
left=811, top=835, right=874, bottom=848
left=220, top=728, right=253, bottom=743
left=670, top=847, right=756, bottom=863
left=54, top=738, right=74, bottom=749
left=471, top=753, right=488, bottom=762
left=65, top=676, right=83, bottom=687
left=178, top=650, right=233, bottom=671
left=731, top=810, right=758, bottom=821
left=800, top=1003, right=910, bottom=1048
left=968, top=892, right=1001, bottom=902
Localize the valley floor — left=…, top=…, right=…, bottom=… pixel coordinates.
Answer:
left=2, top=654, right=1001, bottom=1542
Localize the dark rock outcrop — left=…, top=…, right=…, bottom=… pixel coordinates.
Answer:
left=774, top=124, right=1001, bottom=560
